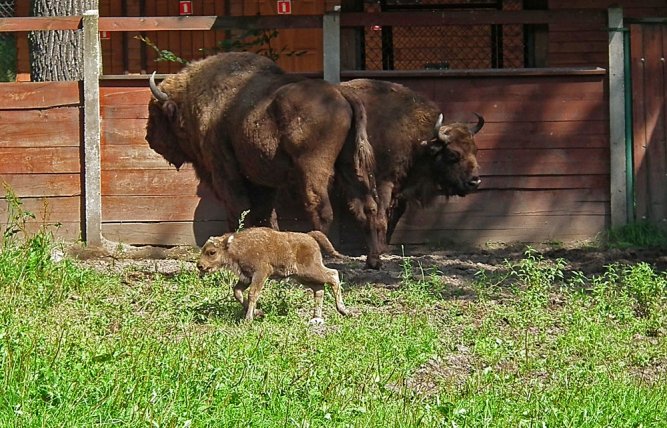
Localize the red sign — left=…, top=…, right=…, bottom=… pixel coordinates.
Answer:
left=179, top=1, right=193, bottom=16
left=277, top=0, right=291, bottom=15
left=100, top=31, right=110, bottom=40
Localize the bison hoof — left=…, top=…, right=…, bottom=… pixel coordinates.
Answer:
left=365, top=256, right=382, bottom=270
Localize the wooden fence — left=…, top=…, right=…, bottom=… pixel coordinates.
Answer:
left=0, top=8, right=635, bottom=251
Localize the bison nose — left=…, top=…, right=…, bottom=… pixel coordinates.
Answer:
left=468, top=176, right=481, bottom=188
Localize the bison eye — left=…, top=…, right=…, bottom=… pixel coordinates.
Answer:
left=206, top=249, right=216, bottom=257
left=445, top=151, right=461, bottom=163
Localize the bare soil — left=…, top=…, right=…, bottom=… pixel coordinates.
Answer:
left=67, top=239, right=667, bottom=291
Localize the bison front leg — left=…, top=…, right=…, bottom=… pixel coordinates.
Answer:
left=387, top=197, right=407, bottom=245
left=244, top=268, right=271, bottom=321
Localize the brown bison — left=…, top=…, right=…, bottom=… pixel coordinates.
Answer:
left=146, top=52, right=382, bottom=266
left=339, top=79, right=483, bottom=250
left=197, top=227, right=349, bottom=323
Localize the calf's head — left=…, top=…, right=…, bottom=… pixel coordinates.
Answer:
left=197, top=235, right=233, bottom=274
left=425, top=114, right=483, bottom=197
left=145, top=72, right=190, bottom=170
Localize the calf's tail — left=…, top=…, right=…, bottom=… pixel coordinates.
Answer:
left=308, top=231, right=344, bottom=258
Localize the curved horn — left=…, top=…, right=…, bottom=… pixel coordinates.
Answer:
left=470, top=113, right=485, bottom=135
left=149, top=71, right=169, bottom=102
left=433, top=113, right=443, bottom=136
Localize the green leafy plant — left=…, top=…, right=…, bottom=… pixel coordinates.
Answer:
left=135, top=35, right=189, bottom=65
left=136, top=29, right=307, bottom=67
left=209, top=29, right=307, bottom=62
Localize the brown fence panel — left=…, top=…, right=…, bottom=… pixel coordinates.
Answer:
left=630, top=24, right=667, bottom=226
left=0, top=82, right=82, bottom=240
left=99, top=81, right=227, bottom=246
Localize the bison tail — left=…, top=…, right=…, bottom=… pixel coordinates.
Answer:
left=339, top=87, right=376, bottom=192
left=308, top=231, right=344, bottom=258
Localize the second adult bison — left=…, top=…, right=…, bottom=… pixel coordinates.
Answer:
left=339, top=79, right=484, bottom=252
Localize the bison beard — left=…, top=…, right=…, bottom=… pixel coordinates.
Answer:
left=145, top=52, right=382, bottom=268
left=339, top=79, right=484, bottom=246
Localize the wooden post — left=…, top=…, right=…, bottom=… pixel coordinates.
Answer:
left=82, top=10, right=102, bottom=246
left=323, top=7, right=341, bottom=83
left=608, top=6, right=628, bottom=227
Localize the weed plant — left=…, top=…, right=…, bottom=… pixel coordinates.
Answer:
left=1, top=192, right=666, bottom=426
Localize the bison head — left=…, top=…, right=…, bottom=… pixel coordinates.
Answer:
left=145, top=72, right=190, bottom=170
left=425, top=113, right=483, bottom=197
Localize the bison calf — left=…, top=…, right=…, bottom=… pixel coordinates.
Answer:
left=197, top=227, right=349, bottom=323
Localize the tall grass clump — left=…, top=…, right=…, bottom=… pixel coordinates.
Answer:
left=0, top=185, right=109, bottom=305
left=607, top=220, right=667, bottom=249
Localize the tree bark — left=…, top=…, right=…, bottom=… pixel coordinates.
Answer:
left=29, top=0, right=98, bottom=81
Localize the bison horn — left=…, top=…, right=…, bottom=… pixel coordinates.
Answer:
left=470, top=113, right=485, bottom=135
left=433, top=113, right=444, bottom=136
left=149, top=71, right=169, bottom=102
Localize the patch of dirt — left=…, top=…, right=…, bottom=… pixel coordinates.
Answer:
left=66, top=239, right=667, bottom=289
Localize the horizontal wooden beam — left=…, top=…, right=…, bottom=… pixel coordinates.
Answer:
left=98, top=16, right=216, bottom=31
left=0, top=16, right=82, bottom=31
left=0, top=9, right=607, bottom=33
left=212, top=15, right=323, bottom=30
left=340, top=10, right=607, bottom=27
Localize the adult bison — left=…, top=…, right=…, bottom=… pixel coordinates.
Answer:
left=145, top=52, right=382, bottom=266
left=339, top=79, right=483, bottom=251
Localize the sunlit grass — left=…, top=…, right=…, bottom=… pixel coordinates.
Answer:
left=1, top=191, right=666, bottom=426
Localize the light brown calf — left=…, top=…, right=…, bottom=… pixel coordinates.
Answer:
left=197, top=227, right=349, bottom=322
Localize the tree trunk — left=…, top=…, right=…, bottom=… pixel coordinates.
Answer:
left=29, top=0, right=98, bottom=81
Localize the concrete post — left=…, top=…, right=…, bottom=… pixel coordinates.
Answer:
left=82, top=10, right=102, bottom=246
left=608, top=6, right=628, bottom=227
left=323, top=7, right=341, bottom=83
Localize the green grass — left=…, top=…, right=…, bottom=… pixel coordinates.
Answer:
left=1, top=195, right=666, bottom=426
left=607, top=220, right=667, bottom=249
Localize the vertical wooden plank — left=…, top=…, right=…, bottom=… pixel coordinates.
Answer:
left=658, top=25, right=667, bottom=224
left=631, top=24, right=648, bottom=221
left=83, top=10, right=102, bottom=246
left=144, top=0, right=157, bottom=72
left=607, top=6, right=628, bottom=226
left=155, top=0, right=168, bottom=73
left=203, top=0, right=216, bottom=57
left=643, top=24, right=666, bottom=224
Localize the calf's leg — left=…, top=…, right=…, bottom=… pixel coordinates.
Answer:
left=245, top=268, right=270, bottom=321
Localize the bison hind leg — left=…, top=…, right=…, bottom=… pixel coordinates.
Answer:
left=301, top=268, right=348, bottom=320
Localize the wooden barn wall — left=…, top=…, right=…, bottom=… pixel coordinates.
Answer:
left=99, top=71, right=608, bottom=249
left=0, top=82, right=83, bottom=240
left=547, top=0, right=667, bottom=68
